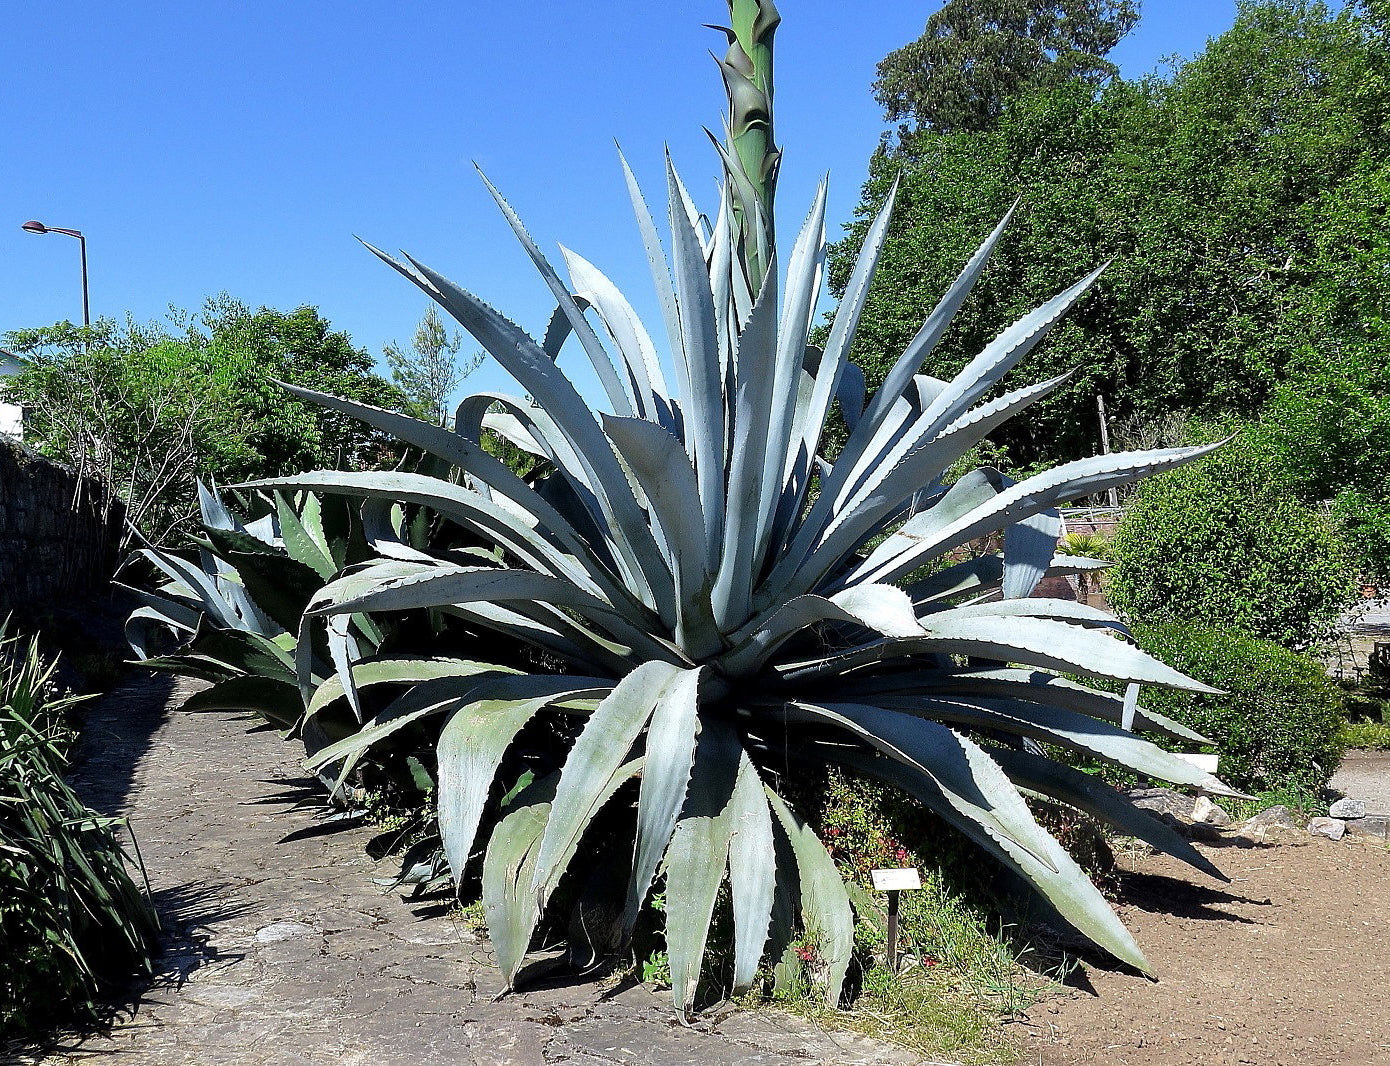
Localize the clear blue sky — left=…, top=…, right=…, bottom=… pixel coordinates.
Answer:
left=3, top=2, right=1237, bottom=400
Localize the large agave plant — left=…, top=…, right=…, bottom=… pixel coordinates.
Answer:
left=153, top=1, right=1236, bottom=1012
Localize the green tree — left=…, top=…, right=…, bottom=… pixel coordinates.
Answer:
left=6, top=299, right=407, bottom=542
left=384, top=305, right=482, bottom=425
left=873, top=0, right=1139, bottom=135
left=832, top=0, right=1382, bottom=468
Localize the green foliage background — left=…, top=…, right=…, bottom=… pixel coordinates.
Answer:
left=832, top=0, right=1387, bottom=472
left=1107, top=437, right=1358, bottom=649
left=1130, top=622, right=1347, bottom=795
left=6, top=297, right=406, bottom=542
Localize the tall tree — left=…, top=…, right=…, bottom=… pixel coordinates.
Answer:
left=831, top=0, right=1379, bottom=466
left=384, top=305, right=482, bottom=425
left=873, top=0, right=1139, bottom=136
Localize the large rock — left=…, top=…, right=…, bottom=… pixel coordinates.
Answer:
left=1236, top=805, right=1304, bottom=844
left=1330, top=797, right=1367, bottom=819
left=1192, top=796, right=1233, bottom=826
left=1128, top=787, right=1195, bottom=821
left=1308, top=817, right=1346, bottom=841
left=1344, top=815, right=1390, bottom=840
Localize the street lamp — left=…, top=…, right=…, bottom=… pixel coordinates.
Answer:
left=22, top=220, right=89, bottom=327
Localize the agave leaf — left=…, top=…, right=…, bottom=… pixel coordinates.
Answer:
left=714, top=267, right=780, bottom=628
left=562, top=246, right=673, bottom=426
left=906, top=553, right=1109, bottom=606
left=242, top=471, right=606, bottom=598
left=276, top=492, right=337, bottom=580
left=182, top=675, right=302, bottom=732
left=836, top=363, right=867, bottom=434
left=876, top=692, right=1240, bottom=796
left=477, top=170, right=636, bottom=418
left=666, top=155, right=726, bottom=552
left=664, top=720, right=742, bottom=1014
left=484, top=760, right=643, bottom=987
left=196, top=479, right=239, bottom=533
left=193, top=629, right=297, bottom=683
left=310, top=563, right=680, bottom=667
left=855, top=202, right=1018, bottom=440
left=987, top=746, right=1227, bottom=882
left=722, top=583, right=922, bottom=676
left=305, top=657, right=517, bottom=722
left=275, top=383, right=632, bottom=601
left=754, top=179, right=827, bottom=559
left=728, top=750, right=776, bottom=994
left=532, top=662, right=686, bottom=907
left=137, top=650, right=239, bottom=684
left=438, top=680, right=612, bottom=887
left=482, top=772, right=557, bottom=986
left=601, top=416, right=718, bottom=657
left=782, top=616, right=1216, bottom=695
left=919, top=262, right=1107, bottom=438
left=366, top=244, right=672, bottom=610
left=625, top=666, right=704, bottom=937
left=856, top=661, right=1217, bottom=744
left=926, top=597, right=1126, bottom=632
left=137, top=548, right=260, bottom=635
left=764, top=786, right=853, bottom=1007
left=325, top=615, right=363, bottom=723
left=848, top=444, right=1224, bottom=588
left=302, top=670, right=544, bottom=773
left=618, top=149, right=685, bottom=368
left=783, top=179, right=900, bottom=531
left=794, top=374, right=1074, bottom=592
left=1002, top=506, right=1062, bottom=600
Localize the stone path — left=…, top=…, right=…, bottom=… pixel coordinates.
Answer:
left=33, top=674, right=938, bottom=1066
left=1331, top=750, right=1390, bottom=815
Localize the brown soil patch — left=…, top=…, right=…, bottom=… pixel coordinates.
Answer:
left=1018, top=838, right=1390, bottom=1066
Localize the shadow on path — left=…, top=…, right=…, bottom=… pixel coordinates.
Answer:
left=67, top=670, right=175, bottom=817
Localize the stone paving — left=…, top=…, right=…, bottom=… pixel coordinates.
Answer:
left=33, top=674, right=940, bottom=1066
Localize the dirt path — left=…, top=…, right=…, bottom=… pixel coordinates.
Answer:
left=29, top=674, right=936, bottom=1066
left=1019, top=837, right=1390, bottom=1066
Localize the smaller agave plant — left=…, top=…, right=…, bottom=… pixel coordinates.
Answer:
left=131, top=0, right=1240, bottom=1015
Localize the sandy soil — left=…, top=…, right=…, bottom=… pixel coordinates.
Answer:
left=1018, top=837, right=1390, bottom=1066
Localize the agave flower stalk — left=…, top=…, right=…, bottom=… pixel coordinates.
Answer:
left=136, top=2, right=1240, bottom=1017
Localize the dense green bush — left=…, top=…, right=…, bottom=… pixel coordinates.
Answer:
left=1130, top=622, right=1346, bottom=795
left=0, top=627, right=158, bottom=1044
left=1107, top=438, right=1357, bottom=649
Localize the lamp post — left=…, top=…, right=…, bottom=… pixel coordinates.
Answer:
left=22, top=220, right=89, bottom=327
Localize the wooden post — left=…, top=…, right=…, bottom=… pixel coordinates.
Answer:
left=1097, top=394, right=1119, bottom=508
left=886, top=889, right=901, bottom=974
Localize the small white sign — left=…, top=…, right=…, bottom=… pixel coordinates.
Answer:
left=1175, top=752, right=1220, bottom=775
left=871, top=868, right=921, bottom=892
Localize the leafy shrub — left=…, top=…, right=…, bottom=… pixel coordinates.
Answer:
left=0, top=627, right=158, bottom=1043
left=1130, top=622, right=1346, bottom=795
left=1108, top=437, right=1357, bottom=649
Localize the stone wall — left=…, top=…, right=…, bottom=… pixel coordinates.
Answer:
left=0, top=439, right=122, bottom=617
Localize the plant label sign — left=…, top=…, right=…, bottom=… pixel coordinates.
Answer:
left=871, top=868, right=922, bottom=892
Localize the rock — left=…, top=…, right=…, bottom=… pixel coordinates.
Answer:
left=1236, top=804, right=1304, bottom=843
left=1308, top=817, right=1346, bottom=841
left=1344, top=815, right=1390, bottom=840
left=1244, top=805, right=1301, bottom=830
left=1330, top=797, right=1367, bottom=819
left=1128, top=787, right=1195, bottom=821
left=1192, top=796, right=1232, bottom=826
